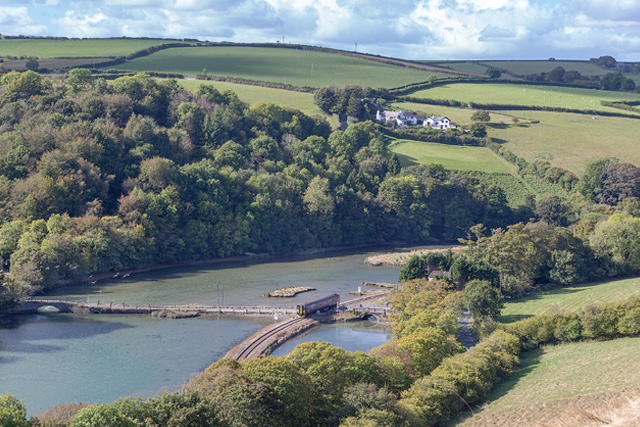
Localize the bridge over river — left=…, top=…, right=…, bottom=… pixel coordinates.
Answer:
left=20, top=290, right=392, bottom=317
left=18, top=291, right=476, bottom=363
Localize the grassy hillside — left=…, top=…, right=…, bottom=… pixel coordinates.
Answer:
left=488, top=110, right=640, bottom=174
left=500, top=277, right=640, bottom=323
left=0, top=38, right=174, bottom=58
left=108, top=46, right=444, bottom=88
left=485, top=60, right=608, bottom=77
left=429, top=61, right=490, bottom=75
left=452, top=337, right=640, bottom=426
left=429, top=60, right=618, bottom=78
left=390, top=139, right=515, bottom=174
left=392, top=84, right=640, bottom=175
left=409, top=83, right=640, bottom=113
left=176, top=79, right=321, bottom=117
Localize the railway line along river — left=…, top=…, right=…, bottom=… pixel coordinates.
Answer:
left=0, top=244, right=437, bottom=416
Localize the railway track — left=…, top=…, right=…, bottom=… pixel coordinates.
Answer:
left=233, top=318, right=308, bottom=361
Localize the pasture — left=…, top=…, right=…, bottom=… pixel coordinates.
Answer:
left=0, top=38, right=174, bottom=58
left=488, top=110, right=640, bottom=174
left=484, top=60, right=609, bottom=77
left=429, top=61, right=490, bottom=75
left=390, top=139, right=516, bottom=174
left=409, top=83, right=640, bottom=113
left=108, top=46, right=443, bottom=88
left=176, top=79, right=321, bottom=117
left=500, top=276, right=640, bottom=323
left=453, top=337, right=640, bottom=426
left=1, top=57, right=110, bottom=71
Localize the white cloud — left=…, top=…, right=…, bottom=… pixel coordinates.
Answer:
left=1, top=0, right=639, bottom=60
left=0, top=6, right=49, bottom=35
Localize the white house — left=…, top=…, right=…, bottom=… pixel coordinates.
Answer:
left=424, top=116, right=454, bottom=130
left=376, top=110, right=425, bottom=128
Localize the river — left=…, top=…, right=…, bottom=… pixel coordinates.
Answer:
left=0, top=245, right=422, bottom=416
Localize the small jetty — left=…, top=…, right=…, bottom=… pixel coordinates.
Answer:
left=262, top=286, right=315, bottom=298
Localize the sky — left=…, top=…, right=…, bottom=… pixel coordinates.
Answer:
left=1, top=0, right=639, bottom=61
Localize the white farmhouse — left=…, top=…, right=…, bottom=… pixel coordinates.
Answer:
left=424, top=116, right=454, bottom=130
left=376, top=110, right=425, bottom=128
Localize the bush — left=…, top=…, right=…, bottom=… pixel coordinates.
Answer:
left=398, top=330, right=519, bottom=426
left=580, top=303, right=621, bottom=338
left=0, top=393, right=28, bottom=427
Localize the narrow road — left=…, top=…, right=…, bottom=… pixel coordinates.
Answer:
left=458, top=315, right=476, bottom=350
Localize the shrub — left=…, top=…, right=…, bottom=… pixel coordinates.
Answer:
left=0, top=393, right=28, bottom=427
left=580, top=303, right=621, bottom=338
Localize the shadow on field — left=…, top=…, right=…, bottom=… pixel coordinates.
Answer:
left=490, top=138, right=508, bottom=144
left=394, top=153, right=418, bottom=168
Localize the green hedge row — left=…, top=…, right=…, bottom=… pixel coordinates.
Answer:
left=379, top=125, right=483, bottom=146
left=398, top=329, right=520, bottom=426
left=501, top=296, right=640, bottom=351
left=398, top=295, right=640, bottom=426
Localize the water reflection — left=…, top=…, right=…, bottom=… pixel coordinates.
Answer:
left=0, top=313, right=270, bottom=416
left=271, top=321, right=393, bottom=356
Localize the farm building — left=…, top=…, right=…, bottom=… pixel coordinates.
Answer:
left=376, top=110, right=426, bottom=127
left=424, top=116, right=454, bottom=130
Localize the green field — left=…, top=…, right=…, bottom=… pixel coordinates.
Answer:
left=2, top=57, right=112, bottom=71
left=0, top=38, right=175, bottom=58
left=108, top=46, right=443, bottom=88
left=488, top=109, right=640, bottom=174
left=176, top=79, right=321, bottom=117
left=484, top=60, right=609, bottom=77
left=390, top=139, right=516, bottom=174
left=409, top=83, right=640, bottom=113
left=453, top=337, right=640, bottom=426
left=500, top=277, right=640, bottom=323
left=430, top=62, right=490, bottom=75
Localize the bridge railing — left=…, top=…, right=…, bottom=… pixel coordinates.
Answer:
left=25, top=298, right=296, bottom=314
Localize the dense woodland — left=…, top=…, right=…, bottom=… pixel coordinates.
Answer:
left=0, top=69, right=523, bottom=307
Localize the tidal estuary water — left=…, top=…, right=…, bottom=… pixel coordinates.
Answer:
left=0, top=245, right=418, bottom=416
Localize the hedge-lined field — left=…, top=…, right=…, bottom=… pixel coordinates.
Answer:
left=0, top=38, right=174, bottom=58
left=453, top=336, right=640, bottom=426
left=390, top=139, right=516, bottom=174
left=487, top=109, right=640, bottom=174
left=500, top=277, right=640, bottom=323
left=176, top=79, right=321, bottom=117
left=430, top=62, right=490, bottom=75
left=409, top=83, right=640, bottom=112
left=484, top=60, right=609, bottom=77
left=108, top=46, right=444, bottom=88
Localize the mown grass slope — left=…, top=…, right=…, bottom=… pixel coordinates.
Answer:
left=484, top=60, right=609, bottom=77
left=500, top=277, right=640, bottom=323
left=109, top=46, right=444, bottom=88
left=176, top=79, right=321, bottom=117
left=0, top=38, right=174, bottom=58
left=452, top=337, right=640, bottom=426
left=390, top=139, right=516, bottom=174
left=409, top=83, right=640, bottom=113
left=488, top=110, right=640, bottom=174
